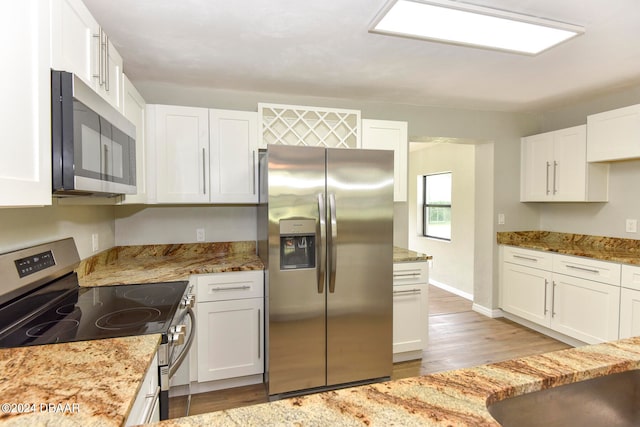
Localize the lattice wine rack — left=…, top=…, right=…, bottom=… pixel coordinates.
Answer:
left=258, top=103, right=361, bottom=149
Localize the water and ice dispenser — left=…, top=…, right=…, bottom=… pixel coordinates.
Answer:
left=279, top=219, right=316, bottom=270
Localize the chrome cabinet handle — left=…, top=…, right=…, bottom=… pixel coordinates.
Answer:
left=546, top=161, right=551, bottom=195
left=513, top=254, right=538, bottom=262
left=328, top=193, right=337, bottom=293
left=317, top=193, right=326, bottom=294
left=209, top=285, right=251, bottom=291
left=104, top=32, right=110, bottom=92
left=551, top=281, right=557, bottom=318
left=252, top=150, right=256, bottom=195
left=553, top=161, right=558, bottom=195
left=202, top=148, right=207, bottom=194
left=566, top=264, right=600, bottom=274
left=257, top=309, right=261, bottom=359
left=393, top=288, right=421, bottom=295
left=393, top=272, right=421, bottom=278
left=544, top=278, right=548, bottom=315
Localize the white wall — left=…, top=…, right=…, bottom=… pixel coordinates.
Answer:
left=0, top=203, right=115, bottom=260
left=536, top=83, right=640, bottom=239
left=408, top=143, right=475, bottom=296
left=114, top=205, right=257, bottom=245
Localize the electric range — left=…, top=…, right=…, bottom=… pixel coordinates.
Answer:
left=0, top=238, right=195, bottom=421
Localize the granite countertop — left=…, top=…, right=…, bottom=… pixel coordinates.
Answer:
left=150, top=336, right=640, bottom=426
left=78, top=241, right=264, bottom=287
left=393, top=247, right=432, bottom=263
left=0, top=334, right=160, bottom=426
left=497, top=231, right=640, bottom=265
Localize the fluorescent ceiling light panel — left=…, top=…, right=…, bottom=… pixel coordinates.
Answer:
left=371, top=0, right=584, bottom=54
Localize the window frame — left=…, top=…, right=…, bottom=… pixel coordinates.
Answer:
left=421, top=172, right=452, bottom=241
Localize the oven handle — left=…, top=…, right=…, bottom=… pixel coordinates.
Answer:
left=169, top=307, right=196, bottom=379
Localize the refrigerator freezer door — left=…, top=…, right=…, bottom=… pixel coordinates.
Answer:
left=326, top=148, right=394, bottom=385
left=267, top=145, right=327, bottom=395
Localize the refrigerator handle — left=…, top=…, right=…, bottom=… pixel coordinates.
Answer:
left=328, top=193, right=338, bottom=293
left=317, top=193, right=326, bottom=294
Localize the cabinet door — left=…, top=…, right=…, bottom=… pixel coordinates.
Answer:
left=95, top=38, right=123, bottom=111
left=620, top=287, right=640, bottom=339
left=551, top=273, right=620, bottom=344
left=152, top=105, right=210, bottom=203
left=553, top=125, right=587, bottom=201
left=520, top=132, right=554, bottom=201
left=120, top=75, right=146, bottom=204
left=587, top=104, right=640, bottom=162
left=50, top=0, right=98, bottom=88
left=209, top=110, right=258, bottom=203
left=392, top=284, right=426, bottom=354
left=500, top=263, right=551, bottom=327
left=361, top=119, right=408, bottom=202
left=197, top=298, right=263, bottom=382
left=0, top=1, right=51, bottom=207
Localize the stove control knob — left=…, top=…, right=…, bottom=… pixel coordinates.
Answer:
left=180, top=294, right=196, bottom=309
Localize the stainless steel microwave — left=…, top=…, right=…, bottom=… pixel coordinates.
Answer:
left=51, top=70, right=136, bottom=197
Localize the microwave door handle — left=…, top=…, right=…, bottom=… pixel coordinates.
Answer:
left=328, top=193, right=337, bottom=293
left=317, top=193, right=326, bottom=294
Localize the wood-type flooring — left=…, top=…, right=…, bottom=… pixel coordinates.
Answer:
left=169, top=285, right=570, bottom=419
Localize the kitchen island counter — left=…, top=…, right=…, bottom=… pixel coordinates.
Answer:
left=151, top=336, right=640, bottom=426
left=77, top=241, right=264, bottom=287
left=0, top=334, right=160, bottom=426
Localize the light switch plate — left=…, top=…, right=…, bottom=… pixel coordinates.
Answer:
left=498, top=213, right=505, bottom=225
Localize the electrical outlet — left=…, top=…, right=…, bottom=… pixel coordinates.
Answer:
left=196, top=228, right=205, bottom=242
left=498, top=213, right=505, bottom=225
left=91, top=233, right=99, bottom=252
left=626, top=219, right=637, bottom=233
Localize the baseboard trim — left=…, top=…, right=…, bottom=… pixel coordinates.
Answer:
left=472, top=304, right=503, bottom=318
left=429, top=279, right=473, bottom=301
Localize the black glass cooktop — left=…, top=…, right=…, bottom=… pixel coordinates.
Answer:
left=0, top=276, right=188, bottom=348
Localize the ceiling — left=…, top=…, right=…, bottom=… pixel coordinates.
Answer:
left=82, top=0, right=640, bottom=112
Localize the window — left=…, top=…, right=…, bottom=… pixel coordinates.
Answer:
left=422, top=172, right=451, bottom=240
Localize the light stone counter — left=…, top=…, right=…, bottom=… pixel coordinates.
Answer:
left=497, top=231, right=640, bottom=265
left=150, top=337, right=640, bottom=426
left=393, top=247, right=432, bottom=263
left=77, top=241, right=264, bottom=287
left=0, top=334, right=160, bottom=426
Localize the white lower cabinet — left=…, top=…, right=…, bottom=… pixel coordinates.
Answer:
left=125, top=353, right=159, bottom=426
left=620, top=264, right=640, bottom=339
left=392, top=261, right=429, bottom=362
left=551, top=273, right=620, bottom=344
left=500, top=246, right=621, bottom=344
left=195, top=271, right=264, bottom=385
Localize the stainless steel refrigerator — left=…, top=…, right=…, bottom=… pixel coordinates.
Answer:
left=257, top=144, right=394, bottom=397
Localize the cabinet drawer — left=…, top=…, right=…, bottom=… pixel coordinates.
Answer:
left=393, top=262, right=428, bottom=285
left=502, top=246, right=553, bottom=270
left=622, top=264, right=640, bottom=291
left=195, top=270, right=263, bottom=302
left=553, top=254, right=621, bottom=286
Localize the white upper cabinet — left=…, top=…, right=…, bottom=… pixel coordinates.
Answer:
left=0, top=1, right=52, bottom=207
left=361, top=119, right=408, bottom=202
left=120, top=75, right=147, bottom=204
left=50, top=0, right=123, bottom=111
left=149, top=105, right=210, bottom=203
left=209, top=110, right=258, bottom=204
left=587, top=104, right=640, bottom=162
left=520, top=125, right=608, bottom=202
left=50, top=0, right=98, bottom=87
left=147, top=105, right=259, bottom=204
